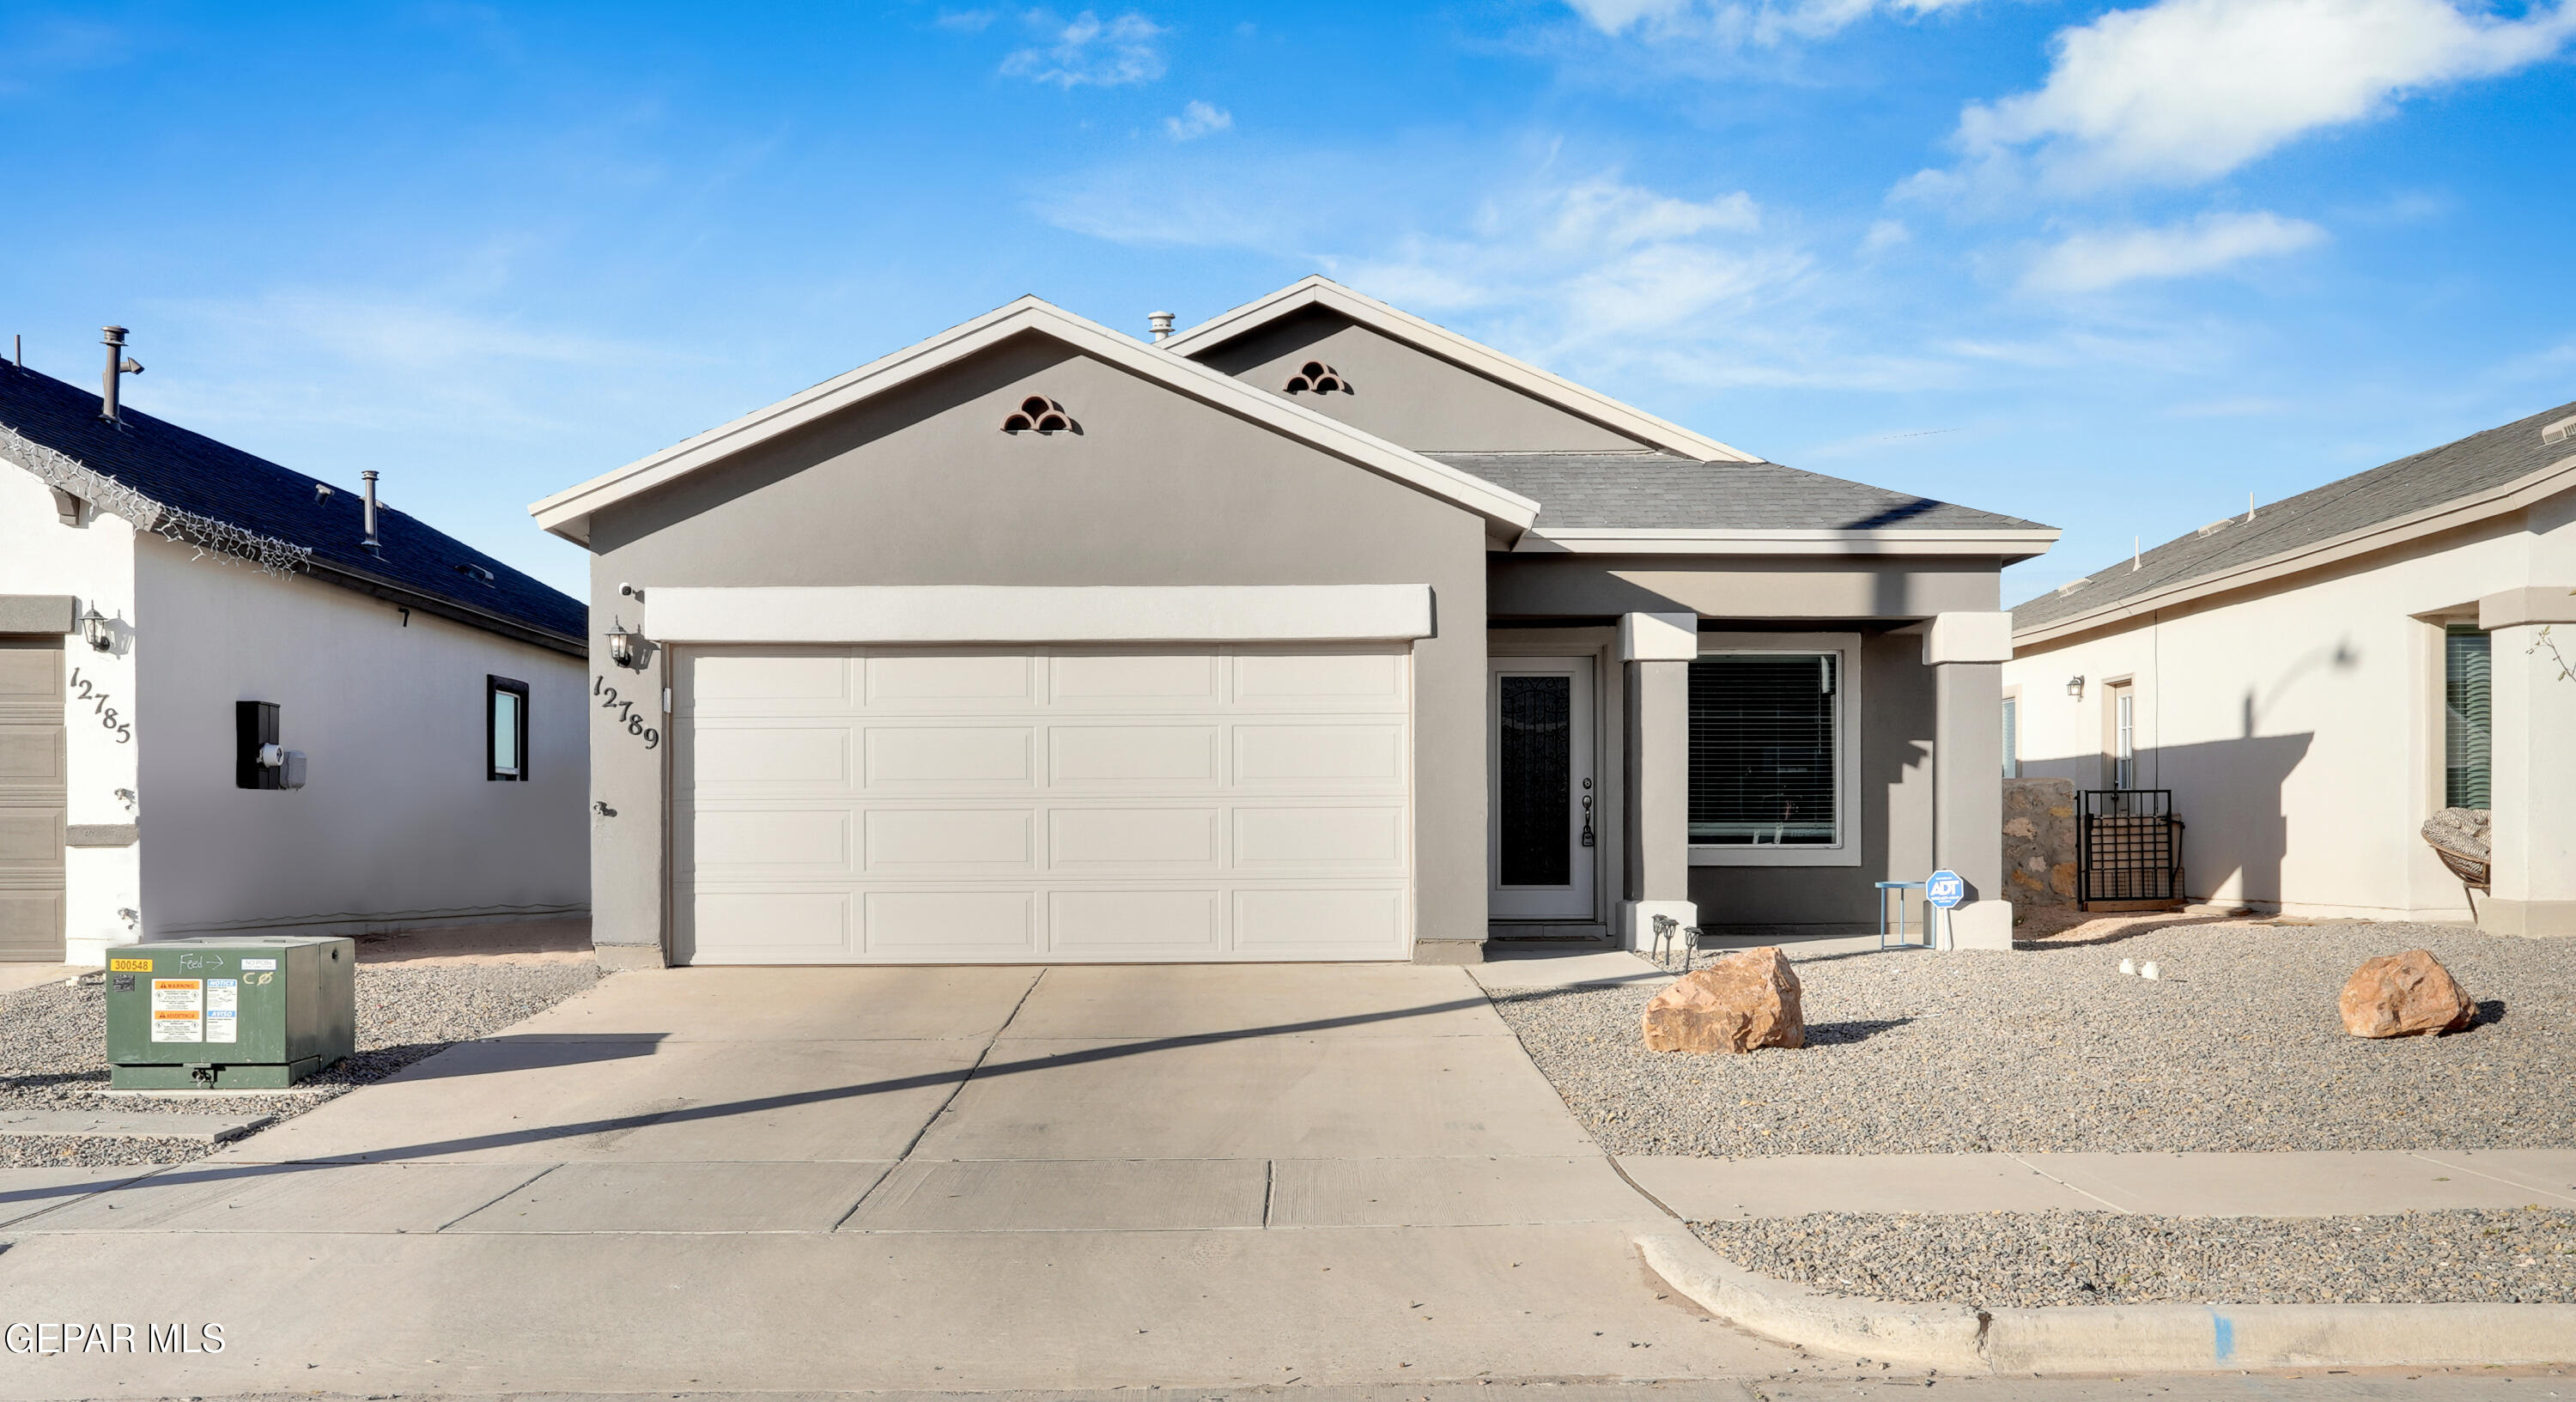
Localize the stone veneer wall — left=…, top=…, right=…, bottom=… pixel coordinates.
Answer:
left=2002, top=778, right=2079, bottom=919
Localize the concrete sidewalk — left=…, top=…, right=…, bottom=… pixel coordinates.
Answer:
left=0, top=962, right=1794, bottom=1399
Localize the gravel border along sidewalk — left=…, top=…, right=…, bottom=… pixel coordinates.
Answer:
left=1693, top=1208, right=2576, bottom=1307
left=0, top=961, right=600, bottom=1166
left=1488, top=921, right=2574, bottom=1155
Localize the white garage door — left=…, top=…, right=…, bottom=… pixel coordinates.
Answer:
left=675, top=645, right=1413, bottom=963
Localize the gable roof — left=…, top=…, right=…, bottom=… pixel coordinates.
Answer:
left=1, top=361, right=586, bottom=652
left=1441, top=451, right=2057, bottom=557
left=529, top=296, right=1542, bottom=544
left=2014, top=397, right=2576, bottom=646
left=1161, top=276, right=1762, bottom=464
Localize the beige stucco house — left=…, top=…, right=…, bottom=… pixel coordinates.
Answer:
left=532, top=278, right=2057, bottom=967
left=2003, top=399, right=2576, bottom=935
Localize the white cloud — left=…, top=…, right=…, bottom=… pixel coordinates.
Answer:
left=2020, top=210, right=2328, bottom=293
left=1860, top=217, right=1911, bottom=252
left=999, top=9, right=1167, bottom=88
left=1563, top=0, right=1974, bottom=47
left=1933, top=0, right=2576, bottom=191
left=1163, top=100, right=1231, bottom=141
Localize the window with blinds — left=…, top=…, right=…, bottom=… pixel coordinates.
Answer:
left=1688, top=652, right=1838, bottom=846
left=2445, top=625, right=2491, bottom=810
left=2001, top=696, right=2020, bottom=779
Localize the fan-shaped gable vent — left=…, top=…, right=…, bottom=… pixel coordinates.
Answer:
left=1001, top=395, right=1074, bottom=434
left=1283, top=361, right=1348, bottom=395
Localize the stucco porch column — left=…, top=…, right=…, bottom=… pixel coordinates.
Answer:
left=1619, top=612, right=1697, bottom=952
left=1927, top=613, right=2014, bottom=950
left=2478, top=587, right=2576, bottom=937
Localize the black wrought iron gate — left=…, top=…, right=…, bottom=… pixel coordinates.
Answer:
left=2077, top=788, right=2185, bottom=908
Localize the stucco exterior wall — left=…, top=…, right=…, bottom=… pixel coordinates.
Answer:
left=2004, top=505, right=2572, bottom=919
left=131, top=533, right=588, bottom=941
left=0, top=465, right=141, bottom=959
left=582, top=334, right=1493, bottom=961
left=1187, top=306, right=1656, bottom=453
left=1489, top=555, right=2002, bottom=620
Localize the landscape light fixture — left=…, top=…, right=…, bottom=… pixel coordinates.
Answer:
left=2066, top=675, right=2085, bottom=700
left=78, top=604, right=112, bottom=652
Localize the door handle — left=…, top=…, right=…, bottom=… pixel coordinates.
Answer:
left=1580, top=779, right=1595, bottom=848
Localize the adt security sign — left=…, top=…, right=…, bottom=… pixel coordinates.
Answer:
left=1925, top=869, right=1965, bottom=909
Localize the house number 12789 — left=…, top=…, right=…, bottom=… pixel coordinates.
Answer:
left=593, top=676, right=661, bottom=750
left=66, top=668, right=132, bottom=743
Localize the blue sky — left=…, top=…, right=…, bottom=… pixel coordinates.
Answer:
left=3, top=0, right=2570, bottom=603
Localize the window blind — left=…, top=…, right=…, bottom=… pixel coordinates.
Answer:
left=2001, top=696, right=2020, bottom=779
left=2445, top=625, right=2491, bottom=810
left=1688, top=653, right=1837, bottom=846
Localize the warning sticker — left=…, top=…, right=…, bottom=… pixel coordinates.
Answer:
left=205, top=979, right=239, bottom=1045
left=110, top=958, right=151, bottom=972
left=149, top=979, right=203, bottom=1043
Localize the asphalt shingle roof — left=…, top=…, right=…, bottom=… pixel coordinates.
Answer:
left=2013, top=397, right=2576, bottom=635
left=0, top=361, right=585, bottom=646
left=1429, top=451, right=2049, bottom=533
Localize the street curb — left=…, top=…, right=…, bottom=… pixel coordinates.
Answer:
left=1636, top=1230, right=2576, bottom=1374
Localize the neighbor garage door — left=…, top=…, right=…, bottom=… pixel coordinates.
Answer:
left=674, top=645, right=1413, bottom=962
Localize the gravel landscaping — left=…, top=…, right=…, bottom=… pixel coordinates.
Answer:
left=1489, top=920, right=2575, bottom=1155
left=1694, top=1207, right=2576, bottom=1306
left=0, top=961, right=601, bottom=1166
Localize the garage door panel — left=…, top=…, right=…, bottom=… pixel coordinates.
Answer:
left=680, top=644, right=1412, bottom=965
left=864, top=653, right=1036, bottom=707
left=1233, top=805, right=1406, bottom=871
left=1233, top=887, right=1407, bottom=956
left=1233, top=725, right=1406, bottom=786
left=1049, top=725, right=1218, bottom=786
left=1233, top=650, right=1406, bottom=705
left=1048, top=808, right=1218, bottom=869
left=864, top=890, right=1036, bottom=954
left=864, top=726, right=1034, bottom=787
left=689, top=808, right=854, bottom=875
left=1048, top=889, right=1219, bottom=953
left=691, top=890, right=854, bottom=959
left=692, top=726, right=854, bottom=790
left=1047, top=652, right=1219, bottom=707
left=864, top=809, right=1035, bottom=871
left=689, top=652, right=854, bottom=713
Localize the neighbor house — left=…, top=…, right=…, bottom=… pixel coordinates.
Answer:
left=2003, top=399, right=2576, bottom=935
left=0, top=338, right=591, bottom=964
left=532, top=278, right=2057, bottom=967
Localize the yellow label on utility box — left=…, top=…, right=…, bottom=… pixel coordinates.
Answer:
left=109, top=958, right=151, bottom=971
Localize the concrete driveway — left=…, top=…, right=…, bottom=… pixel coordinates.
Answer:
left=0, top=962, right=1794, bottom=1398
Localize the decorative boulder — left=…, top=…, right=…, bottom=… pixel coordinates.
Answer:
left=1642, top=946, right=1805, bottom=1053
left=2339, top=950, right=2475, bottom=1038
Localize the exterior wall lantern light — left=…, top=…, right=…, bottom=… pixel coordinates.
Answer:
left=78, top=604, right=112, bottom=652
left=2066, top=675, right=2086, bottom=700
left=605, top=618, right=647, bottom=670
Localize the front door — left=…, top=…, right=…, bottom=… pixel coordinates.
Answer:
left=1489, top=657, right=1595, bottom=920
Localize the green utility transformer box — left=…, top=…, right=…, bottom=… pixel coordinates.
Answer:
left=104, top=936, right=356, bottom=1089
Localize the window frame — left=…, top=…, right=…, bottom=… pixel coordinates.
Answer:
left=2442, top=623, right=2492, bottom=810
left=2000, top=689, right=2021, bottom=780
left=486, top=675, right=530, bottom=783
left=1686, top=631, right=1862, bottom=868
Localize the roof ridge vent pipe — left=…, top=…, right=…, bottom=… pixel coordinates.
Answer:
left=99, top=326, right=142, bottom=422
left=361, top=470, right=381, bottom=552
left=1147, top=311, right=1175, bottom=343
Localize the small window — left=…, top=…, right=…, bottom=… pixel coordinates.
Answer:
left=2001, top=695, right=2020, bottom=779
left=1688, top=653, right=1839, bottom=847
left=487, top=676, right=529, bottom=782
left=2110, top=683, right=2136, bottom=790
left=2444, top=625, right=2491, bottom=809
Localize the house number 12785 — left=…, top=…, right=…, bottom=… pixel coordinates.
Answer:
left=67, top=668, right=132, bottom=743
left=593, top=676, right=661, bottom=750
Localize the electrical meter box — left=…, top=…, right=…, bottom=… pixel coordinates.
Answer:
left=103, top=936, right=355, bottom=1089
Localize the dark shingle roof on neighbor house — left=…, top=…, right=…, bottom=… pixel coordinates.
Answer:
left=1429, top=451, right=2050, bottom=532
left=0, top=361, right=586, bottom=649
left=2013, top=397, right=2576, bottom=637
